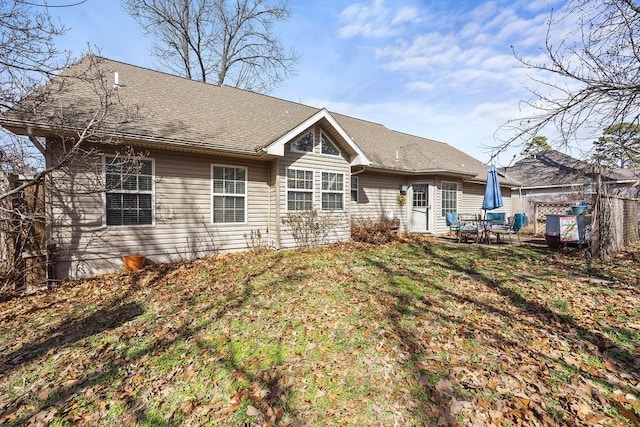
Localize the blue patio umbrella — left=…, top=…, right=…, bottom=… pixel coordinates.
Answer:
left=482, top=164, right=503, bottom=212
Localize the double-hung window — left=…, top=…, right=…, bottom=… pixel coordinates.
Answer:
left=321, top=172, right=344, bottom=210
left=287, top=168, right=313, bottom=210
left=105, top=156, right=153, bottom=225
left=105, top=156, right=154, bottom=226
left=441, top=181, right=458, bottom=216
left=212, top=166, right=247, bottom=223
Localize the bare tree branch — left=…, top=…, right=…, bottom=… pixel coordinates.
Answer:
left=122, top=0, right=298, bottom=92
left=496, top=0, right=640, bottom=161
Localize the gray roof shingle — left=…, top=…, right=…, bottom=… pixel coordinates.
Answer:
left=2, top=55, right=507, bottom=183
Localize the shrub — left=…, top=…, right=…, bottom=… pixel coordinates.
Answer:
left=244, top=228, right=273, bottom=253
left=351, top=216, right=399, bottom=244
left=282, top=207, right=336, bottom=248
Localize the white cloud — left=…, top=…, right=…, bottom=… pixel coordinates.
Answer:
left=407, top=81, right=436, bottom=92
left=338, top=0, right=420, bottom=38
left=324, top=0, right=577, bottom=163
left=391, top=7, right=421, bottom=25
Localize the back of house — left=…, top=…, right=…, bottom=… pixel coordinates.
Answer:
left=0, top=56, right=515, bottom=280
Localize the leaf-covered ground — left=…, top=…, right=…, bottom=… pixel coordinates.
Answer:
left=0, top=237, right=639, bottom=426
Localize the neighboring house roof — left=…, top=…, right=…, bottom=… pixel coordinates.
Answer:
left=506, top=149, right=639, bottom=188
left=610, top=167, right=640, bottom=182
left=1, top=55, right=509, bottom=184
left=506, top=150, right=590, bottom=188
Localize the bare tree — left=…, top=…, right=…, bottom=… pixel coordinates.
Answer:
left=498, top=0, right=640, bottom=157
left=497, top=0, right=640, bottom=258
left=122, top=0, right=298, bottom=92
left=0, top=1, right=146, bottom=295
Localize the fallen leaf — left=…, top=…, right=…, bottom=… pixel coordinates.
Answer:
left=180, top=400, right=195, bottom=415
left=246, top=404, right=262, bottom=418
left=436, top=379, right=454, bottom=397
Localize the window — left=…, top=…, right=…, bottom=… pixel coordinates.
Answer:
left=287, top=168, right=313, bottom=210
left=441, top=181, right=458, bottom=217
left=321, top=172, right=344, bottom=210
left=321, top=133, right=340, bottom=156
left=351, top=176, right=359, bottom=202
left=212, top=166, right=247, bottom=223
left=105, top=156, right=154, bottom=226
left=291, top=131, right=314, bottom=153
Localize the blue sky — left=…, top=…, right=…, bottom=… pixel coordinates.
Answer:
left=49, top=0, right=566, bottom=165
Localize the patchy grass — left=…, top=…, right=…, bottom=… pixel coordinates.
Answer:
left=0, top=237, right=639, bottom=426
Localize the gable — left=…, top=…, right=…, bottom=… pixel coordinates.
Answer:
left=262, top=109, right=370, bottom=166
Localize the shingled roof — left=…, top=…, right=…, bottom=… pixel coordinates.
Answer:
left=506, top=150, right=590, bottom=187
left=1, top=55, right=505, bottom=184
left=506, top=149, right=635, bottom=188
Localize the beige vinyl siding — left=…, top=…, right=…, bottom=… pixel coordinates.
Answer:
left=350, top=171, right=408, bottom=232
left=48, top=143, right=272, bottom=279
left=455, top=181, right=512, bottom=231
left=278, top=126, right=351, bottom=248
left=461, top=181, right=512, bottom=218
left=432, top=178, right=463, bottom=235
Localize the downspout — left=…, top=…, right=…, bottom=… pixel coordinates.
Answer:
left=274, top=159, right=281, bottom=249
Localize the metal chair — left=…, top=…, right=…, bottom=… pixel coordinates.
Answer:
left=496, top=213, right=526, bottom=245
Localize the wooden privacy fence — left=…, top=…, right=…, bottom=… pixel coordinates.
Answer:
left=1, top=173, right=48, bottom=298
left=592, top=195, right=639, bottom=258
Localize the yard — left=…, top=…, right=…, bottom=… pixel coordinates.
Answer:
left=0, top=236, right=639, bottom=426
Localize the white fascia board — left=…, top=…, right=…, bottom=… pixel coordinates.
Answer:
left=263, top=108, right=371, bottom=166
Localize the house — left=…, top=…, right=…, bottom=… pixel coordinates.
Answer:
left=506, top=149, right=639, bottom=218
left=0, top=56, right=515, bottom=280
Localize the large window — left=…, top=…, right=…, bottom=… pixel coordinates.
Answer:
left=291, top=131, right=314, bottom=153
left=105, top=157, right=154, bottom=226
left=351, top=176, right=359, bottom=202
left=287, top=168, right=313, bottom=210
left=441, top=181, right=458, bottom=216
left=212, top=166, right=247, bottom=223
left=321, top=133, right=340, bottom=156
left=321, top=172, right=344, bottom=210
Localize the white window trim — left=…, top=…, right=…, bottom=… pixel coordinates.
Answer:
left=286, top=167, right=314, bottom=211
left=321, top=170, right=345, bottom=211
left=351, top=175, right=359, bottom=202
left=440, top=180, right=459, bottom=217
left=210, top=164, right=248, bottom=224
left=290, top=130, right=315, bottom=154
left=320, top=131, right=341, bottom=157
left=102, top=154, right=156, bottom=227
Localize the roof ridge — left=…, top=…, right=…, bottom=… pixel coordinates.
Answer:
left=88, top=54, right=327, bottom=113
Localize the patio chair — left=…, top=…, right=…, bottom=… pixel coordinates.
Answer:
left=495, top=213, right=526, bottom=245
left=446, top=212, right=461, bottom=233
left=485, top=212, right=506, bottom=226
left=446, top=212, right=478, bottom=243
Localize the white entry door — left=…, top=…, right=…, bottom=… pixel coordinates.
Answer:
left=410, top=183, right=432, bottom=232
